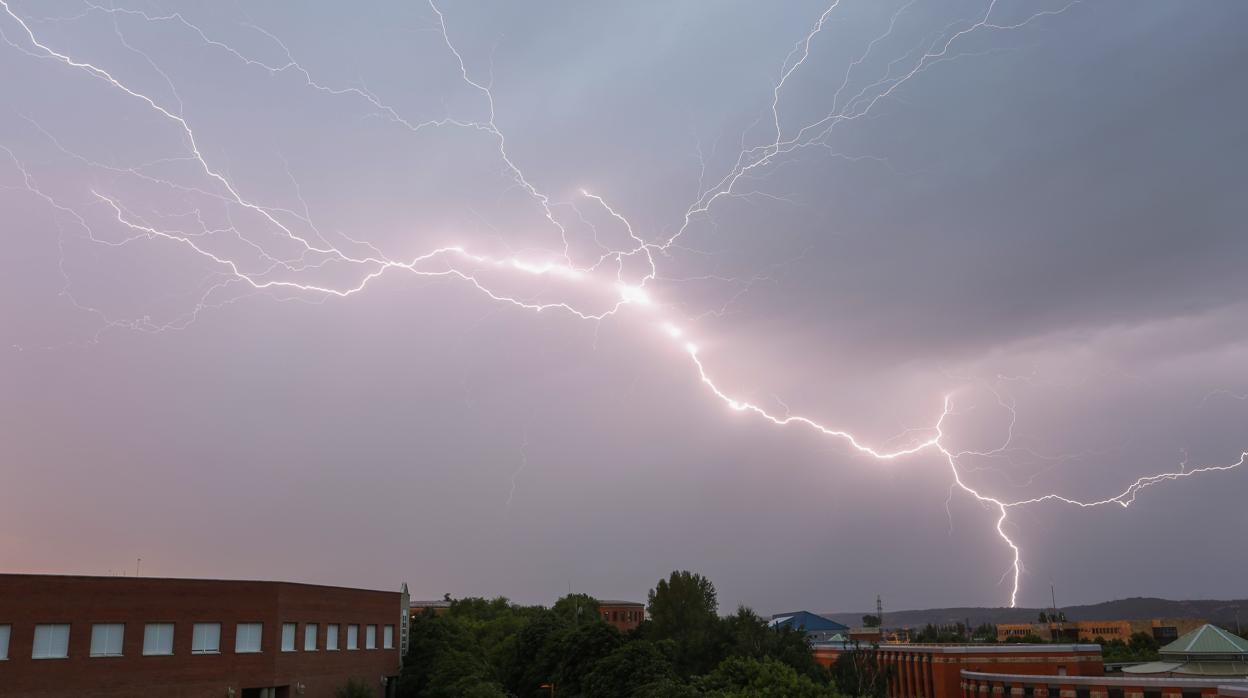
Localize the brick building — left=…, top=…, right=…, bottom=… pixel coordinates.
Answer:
left=998, top=620, right=1208, bottom=644
left=0, top=574, right=407, bottom=698
left=407, top=599, right=451, bottom=620
left=962, top=669, right=1248, bottom=698
left=598, top=600, right=645, bottom=632
left=813, top=643, right=1105, bottom=698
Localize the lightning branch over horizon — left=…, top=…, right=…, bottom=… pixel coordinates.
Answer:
left=1, top=0, right=1242, bottom=608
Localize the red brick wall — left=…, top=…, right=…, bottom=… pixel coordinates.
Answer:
left=813, top=645, right=1103, bottom=698
left=598, top=603, right=644, bottom=633
left=0, top=574, right=401, bottom=698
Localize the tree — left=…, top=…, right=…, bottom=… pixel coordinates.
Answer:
left=548, top=621, right=624, bottom=696
left=398, top=570, right=842, bottom=698
left=647, top=571, right=722, bottom=676
left=722, top=607, right=772, bottom=658
left=648, top=571, right=719, bottom=635
left=634, top=679, right=703, bottom=698
left=1127, top=631, right=1159, bottom=658
left=584, top=641, right=677, bottom=698
left=552, top=593, right=601, bottom=625
left=336, top=679, right=375, bottom=698
left=912, top=623, right=968, bottom=643
left=832, top=644, right=891, bottom=698
left=699, top=655, right=840, bottom=697
left=719, top=606, right=828, bottom=683
left=399, top=598, right=515, bottom=698
left=971, top=623, right=997, bottom=642
left=861, top=615, right=881, bottom=628
left=501, top=609, right=564, bottom=695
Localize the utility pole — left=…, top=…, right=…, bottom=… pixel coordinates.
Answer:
left=877, top=595, right=884, bottom=629
left=1050, top=584, right=1063, bottom=642
left=136, top=558, right=142, bottom=577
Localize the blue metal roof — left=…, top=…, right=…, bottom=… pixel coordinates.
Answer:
left=769, top=611, right=851, bottom=633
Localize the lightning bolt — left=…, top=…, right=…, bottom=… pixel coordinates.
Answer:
left=2, top=0, right=1240, bottom=608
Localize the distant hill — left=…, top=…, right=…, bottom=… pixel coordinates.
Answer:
left=822, top=597, right=1248, bottom=629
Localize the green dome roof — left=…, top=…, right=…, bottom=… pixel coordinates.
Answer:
left=1160, top=624, right=1248, bottom=656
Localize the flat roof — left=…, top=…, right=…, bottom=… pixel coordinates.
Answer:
left=962, top=670, right=1248, bottom=688
left=0, top=572, right=399, bottom=595
left=812, top=642, right=1102, bottom=654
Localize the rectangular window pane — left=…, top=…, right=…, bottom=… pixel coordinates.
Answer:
left=192, top=623, right=221, bottom=654
left=304, top=624, right=318, bottom=651
left=281, top=623, right=296, bottom=652
left=143, top=623, right=174, bottom=656
left=0, top=624, right=11, bottom=660
left=235, top=623, right=262, bottom=653
left=32, top=624, right=70, bottom=659
left=366, top=625, right=376, bottom=650
left=327, top=624, right=339, bottom=651
left=90, top=623, right=124, bottom=657
left=383, top=625, right=394, bottom=649
left=347, top=624, right=359, bottom=650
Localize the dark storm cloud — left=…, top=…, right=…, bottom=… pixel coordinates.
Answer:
left=1, top=0, right=1245, bottom=613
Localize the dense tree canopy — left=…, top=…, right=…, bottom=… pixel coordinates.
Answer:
left=396, top=572, right=843, bottom=698
left=1096, top=632, right=1160, bottom=663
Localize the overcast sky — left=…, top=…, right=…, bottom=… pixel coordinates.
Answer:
left=2, top=0, right=1246, bottom=615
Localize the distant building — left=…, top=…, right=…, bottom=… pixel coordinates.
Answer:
left=1121, top=624, right=1248, bottom=677
left=997, top=618, right=1208, bottom=644
left=964, top=665, right=1248, bottom=698
left=850, top=626, right=885, bottom=643
left=0, top=574, right=405, bottom=698
left=769, top=611, right=851, bottom=643
left=812, top=639, right=1248, bottom=698
left=598, top=600, right=645, bottom=633
left=407, top=599, right=452, bottom=620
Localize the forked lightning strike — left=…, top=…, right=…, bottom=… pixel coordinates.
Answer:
left=1, top=0, right=1241, bottom=608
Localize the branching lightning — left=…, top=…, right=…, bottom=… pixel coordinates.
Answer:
left=2, top=0, right=1242, bottom=607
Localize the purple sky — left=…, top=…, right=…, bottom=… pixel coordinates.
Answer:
left=1, top=0, right=1246, bottom=615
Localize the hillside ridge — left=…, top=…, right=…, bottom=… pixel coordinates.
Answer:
left=821, top=597, right=1248, bottom=628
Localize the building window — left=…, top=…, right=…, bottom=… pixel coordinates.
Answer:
left=327, top=624, right=340, bottom=651
left=383, top=625, right=394, bottom=649
left=366, top=625, right=377, bottom=649
left=32, top=624, right=70, bottom=659
left=281, top=623, right=297, bottom=652
left=0, top=624, right=9, bottom=660
left=90, top=623, right=125, bottom=657
left=304, top=623, right=318, bottom=651
left=143, top=623, right=175, bottom=656
left=192, top=623, right=221, bottom=654
left=235, top=623, right=263, bottom=654
left=347, top=624, right=359, bottom=650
